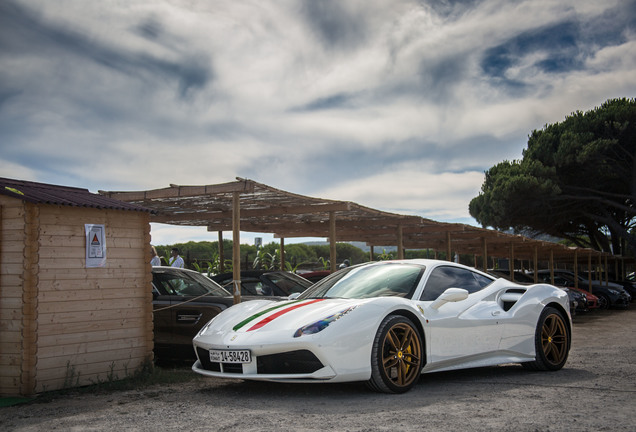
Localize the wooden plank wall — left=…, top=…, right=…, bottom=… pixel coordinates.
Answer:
left=0, top=197, right=153, bottom=396
left=0, top=196, right=27, bottom=396
left=35, top=205, right=152, bottom=393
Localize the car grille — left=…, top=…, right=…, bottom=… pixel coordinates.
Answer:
left=257, top=350, right=324, bottom=374
left=196, top=347, right=323, bottom=375
left=196, top=347, right=221, bottom=372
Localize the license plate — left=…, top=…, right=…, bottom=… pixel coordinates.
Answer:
left=209, top=349, right=251, bottom=364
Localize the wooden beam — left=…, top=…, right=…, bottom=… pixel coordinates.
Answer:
left=158, top=202, right=352, bottom=224
left=101, top=179, right=255, bottom=201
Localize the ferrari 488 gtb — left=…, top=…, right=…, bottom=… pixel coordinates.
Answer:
left=192, top=260, right=571, bottom=393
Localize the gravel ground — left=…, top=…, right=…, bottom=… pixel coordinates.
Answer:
left=2, top=307, right=635, bottom=432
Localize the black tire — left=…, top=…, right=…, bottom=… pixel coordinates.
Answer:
left=366, top=315, right=423, bottom=394
left=597, top=294, right=610, bottom=310
left=523, top=307, right=570, bottom=371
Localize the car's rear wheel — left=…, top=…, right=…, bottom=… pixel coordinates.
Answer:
left=367, top=315, right=423, bottom=394
left=523, top=306, right=570, bottom=371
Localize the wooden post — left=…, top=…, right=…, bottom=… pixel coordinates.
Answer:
left=446, top=232, right=452, bottom=262
left=280, top=237, right=285, bottom=271
left=482, top=237, right=488, bottom=271
left=549, top=249, right=554, bottom=285
left=369, top=245, right=374, bottom=262
left=588, top=252, right=593, bottom=293
left=573, top=249, right=579, bottom=290
left=232, top=192, right=241, bottom=304
left=533, top=245, right=538, bottom=283
left=509, top=242, right=515, bottom=281
left=329, top=211, right=337, bottom=273
left=397, top=225, right=404, bottom=260
left=218, top=231, right=224, bottom=274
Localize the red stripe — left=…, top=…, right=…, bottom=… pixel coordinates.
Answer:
left=246, top=299, right=325, bottom=331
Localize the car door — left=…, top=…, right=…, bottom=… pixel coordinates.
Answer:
left=152, top=270, right=229, bottom=358
left=417, top=265, right=503, bottom=365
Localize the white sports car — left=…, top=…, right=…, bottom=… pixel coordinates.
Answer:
left=192, top=260, right=571, bottom=393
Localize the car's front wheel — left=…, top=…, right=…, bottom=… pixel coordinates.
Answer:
left=523, top=306, right=570, bottom=371
left=597, top=294, right=610, bottom=310
left=367, top=315, right=423, bottom=394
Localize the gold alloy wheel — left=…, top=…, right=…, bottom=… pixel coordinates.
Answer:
left=540, top=313, right=568, bottom=366
left=381, top=322, right=422, bottom=388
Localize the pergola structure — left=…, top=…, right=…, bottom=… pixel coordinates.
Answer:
left=100, top=178, right=624, bottom=303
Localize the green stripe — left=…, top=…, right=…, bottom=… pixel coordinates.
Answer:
left=232, top=300, right=303, bottom=331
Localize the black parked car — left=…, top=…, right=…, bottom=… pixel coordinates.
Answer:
left=489, top=269, right=584, bottom=315
left=152, top=266, right=236, bottom=361
left=607, top=280, right=636, bottom=302
left=533, top=270, right=630, bottom=309
left=210, top=270, right=313, bottom=297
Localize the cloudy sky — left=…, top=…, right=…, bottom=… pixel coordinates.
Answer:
left=1, top=0, right=635, bottom=245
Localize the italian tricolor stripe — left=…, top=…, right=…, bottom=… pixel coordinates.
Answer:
left=233, top=299, right=325, bottom=332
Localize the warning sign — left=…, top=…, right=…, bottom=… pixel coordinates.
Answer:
left=85, top=224, right=106, bottom=267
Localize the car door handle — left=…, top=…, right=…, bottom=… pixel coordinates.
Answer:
left=177, top=313, right=202, bottom=322
left=491, top=310, right=501, bottom=316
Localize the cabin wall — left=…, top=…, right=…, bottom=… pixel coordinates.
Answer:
left=35, top=205, right=152, bottom=393
left=0, top=196, right=29, bottom=396
left=0, top=196, right=153, bottom=396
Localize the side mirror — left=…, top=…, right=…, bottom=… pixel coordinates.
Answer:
left=288, top=292, right=301, bottom=300
left=430, top=288, right=469, bottom=310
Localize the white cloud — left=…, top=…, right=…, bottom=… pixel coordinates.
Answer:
left=316, top=163, right=485, bottom=221
left=1, top=0, right=635, bottom=243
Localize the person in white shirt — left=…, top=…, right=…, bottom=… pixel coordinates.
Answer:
left=150, top=245, right=161, bottom=266
left=169, top=247, right=185, bottom=268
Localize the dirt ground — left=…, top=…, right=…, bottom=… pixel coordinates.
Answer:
left=2, top=307, right=635, bottom=432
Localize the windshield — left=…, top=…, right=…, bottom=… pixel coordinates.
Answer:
left=298, top=263, right=424, bottom=300
left=153, top=270, right=230, bottom=297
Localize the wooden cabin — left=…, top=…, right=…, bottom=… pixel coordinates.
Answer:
left=0, top=178, right=154, bottom=397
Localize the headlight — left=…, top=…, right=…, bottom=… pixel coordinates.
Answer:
left=293, top=306, right=357, bottom=338
left=196, top=316, right=218, bottom=337
left=608, top=289, right=620, bottom=295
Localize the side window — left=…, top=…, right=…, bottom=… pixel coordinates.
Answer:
left=152, top=273, right=180, bottom=295
left=420, top=266, right=492, bottom=301
left=473, top=273, right=494, bottom=288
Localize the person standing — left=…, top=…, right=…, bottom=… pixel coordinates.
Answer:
left=169, top=247, right=184, bottom=268
left=150, top=245, right=161, bottom=266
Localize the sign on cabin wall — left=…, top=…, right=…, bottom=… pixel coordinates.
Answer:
left=85, top=224, right=106, bottom=268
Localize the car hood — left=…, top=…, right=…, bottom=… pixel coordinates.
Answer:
left=197, top=297, right=368, bottom=337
